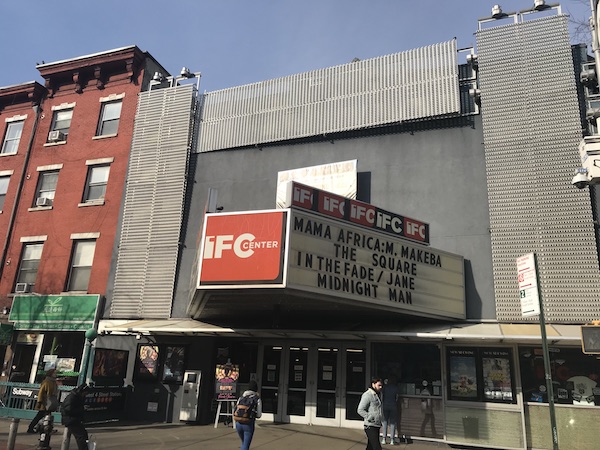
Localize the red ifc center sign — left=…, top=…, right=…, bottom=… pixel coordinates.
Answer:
left=198, top=211, right=287, bottom=285
left=289, top=182, right=429, bottom=245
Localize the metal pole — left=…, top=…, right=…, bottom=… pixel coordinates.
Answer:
left=534, top=254, right=559, bottom=450
left=7, top=417, right=19, bottom=450
left=61, top=427, right=71, bottom=450
left=78, top=329, right=97, bottom=386
left=78, top=339, right=92, bottom=386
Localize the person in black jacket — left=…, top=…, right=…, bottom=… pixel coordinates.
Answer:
left=61, top=384, right=89, bottom=450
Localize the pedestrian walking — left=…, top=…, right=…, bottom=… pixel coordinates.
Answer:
left=381, top=376, right=400, bottom=445
left=27, top=368, right=58, bottom=433
left=357, top=377, right=384, bottom=450
left=233, top=380, right=262, bottom=450
left=61, top=384, right=90, bottom=450
left=419, top=381, right=437, bottom=437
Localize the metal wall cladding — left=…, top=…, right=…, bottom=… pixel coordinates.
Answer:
left=197, top=40, right=460, bottom=152
left=526, top=403, right=600, bottom=449
left=110, top=84, right=197, bottom=319
left=476, top=15, right=600, bottom=322
left=445, top=406, right=524, bottom=449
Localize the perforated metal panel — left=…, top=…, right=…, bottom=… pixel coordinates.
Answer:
left=476, top=15, right=600, bottom=322
left=198, top=40, right=460, bottom=152
left=110, top=84, right=197, bottom=319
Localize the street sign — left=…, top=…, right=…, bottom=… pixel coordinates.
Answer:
left=581, top=322, right=600, bottom=354
left=516, top=253, right=540, bottom=317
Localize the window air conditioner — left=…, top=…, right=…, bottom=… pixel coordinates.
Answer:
left=36, top=197, right=52, bottom=207
left=48, top=130, right=65, bottom=142
left=14, top=283, right=31, bottom=294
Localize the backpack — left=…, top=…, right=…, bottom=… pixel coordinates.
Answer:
left=46, top=395, right=59, bottom=412
left=233, top=394, right=258, bottom=423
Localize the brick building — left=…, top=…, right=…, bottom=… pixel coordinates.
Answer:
left=0, top=46, right=168, bottom=384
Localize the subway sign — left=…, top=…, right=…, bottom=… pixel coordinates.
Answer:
left=285, top=181, right=429, bottom=245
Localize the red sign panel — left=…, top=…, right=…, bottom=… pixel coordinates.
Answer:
left=290, top=182, right=429, bottom=244
left=199, top=211, right=286, bottom=285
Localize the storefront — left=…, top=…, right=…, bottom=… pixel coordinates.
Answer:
left=7, top=294, right=101, bottom=385
left=253, top=327, right=596, bottom=450
left=99, top=319, right=595, bottom=449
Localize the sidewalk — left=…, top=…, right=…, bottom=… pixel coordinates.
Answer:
left=0, top=418, right=458, bottom=450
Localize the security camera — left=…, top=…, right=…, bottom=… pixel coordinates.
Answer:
left=572, top=170, right=589, bottom=189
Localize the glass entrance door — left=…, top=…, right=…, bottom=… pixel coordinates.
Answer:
left=259, top=342, right=365, bottom=427
left=285, top=346, right=309, bottom=423
left=341, top=346, right=366, bottom=428
left=311, top=346, right=339, bottom=426
left=259, top=345, right=282, bottom=422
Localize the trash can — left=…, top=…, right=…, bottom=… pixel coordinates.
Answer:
left=462, top=416, right=479, bottom=439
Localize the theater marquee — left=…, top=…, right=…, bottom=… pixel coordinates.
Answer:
left=195, top=209, right=465, bottom=320
left=287, top=210, right=465, bottom=319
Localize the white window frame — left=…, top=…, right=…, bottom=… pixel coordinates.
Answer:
left=82, top=164, right=111, bottom=204
left=1, top=121, right=24, bottom=154
left=15, top=242, right=45, bottom=290
left=96, top=96, right=123, bottom=137
left=33, top=169, right=60, bottom=208
left=66, top=239, right=97, bottom=292
left=0, top=173, right=11, bottom=211
left=48, top=107, right=74, bottom=141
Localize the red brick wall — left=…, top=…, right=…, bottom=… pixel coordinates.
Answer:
left=1, top=74, right=143, bottom=298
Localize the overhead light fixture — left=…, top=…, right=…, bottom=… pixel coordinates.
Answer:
left=180, top=67, right=195, bottom=79
left=491, top=4, right=506, bottom=19
left=152, top=72, right=166, bottom=82
left=466, top=53, right=478, bottom=67
left=469, top=88, right=482, bottom=105
left=533, top=0, right=549, bottom=11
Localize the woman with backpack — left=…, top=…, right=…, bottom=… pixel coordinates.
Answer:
left=234, top=380, right=262, bottom=450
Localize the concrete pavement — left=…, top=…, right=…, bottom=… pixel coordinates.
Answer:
left=0, top=418, right=461, bottom=450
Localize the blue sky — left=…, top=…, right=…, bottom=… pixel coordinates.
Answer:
left=0, top=1, right=592, bottom=93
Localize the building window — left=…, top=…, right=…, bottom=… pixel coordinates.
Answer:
left=1, top=121, right=24, bottom=154
left=0, top=175, right=8, bottom=211
left=67, top=240, right=96, bottom=291
left=519, top=346, right=600, bottom=405
left=34, top=171, right=58, bottom=207
left=16, top=242, right=44, bottom=290
left=96, top=101, right=122, bottom=136
left=83, top=165, right=110, bottom=202
left=446, top=347, right=516, bottom=404
left=48, top=109, right=73, bottom=142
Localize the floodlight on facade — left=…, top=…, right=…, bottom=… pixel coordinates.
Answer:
left=491, top=5, right=505, bottom=18
left=533, top=0, right=550, bottom=11
left=152, top=72, right=166, bottom=82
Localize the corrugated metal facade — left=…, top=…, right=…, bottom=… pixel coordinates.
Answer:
left=476, top=15, right=600, bottom=322
left=110, top=84, right=197, bottom=318
left=198, top=40, right=460, bottom=152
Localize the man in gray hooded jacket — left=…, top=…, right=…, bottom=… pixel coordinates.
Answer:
left=357, top=377, right=384, bottom=450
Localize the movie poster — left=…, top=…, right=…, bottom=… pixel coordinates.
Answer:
left=448, top=349, right=478, bottom=400
left=92, top=349, right=128, bottom=381
left=215, top=362, right=239, bottom=400
left=136, top=345, right=159, bottom=379
left=482, top=349, right=513, bottom=401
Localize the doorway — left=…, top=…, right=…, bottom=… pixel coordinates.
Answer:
left=10, top=344, right=37, bottom=382
left=259, top=342, right=365, bottom=428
